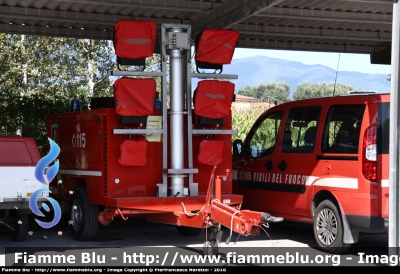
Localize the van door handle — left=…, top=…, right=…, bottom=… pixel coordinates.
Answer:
left=277, top=160, right=288, bottom=172
left=264, top=160, right=274, bottom=171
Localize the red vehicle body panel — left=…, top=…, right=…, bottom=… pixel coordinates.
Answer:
left=47, top=108, right=240, bottom=225
left=0, top=136, right=41, bottom=166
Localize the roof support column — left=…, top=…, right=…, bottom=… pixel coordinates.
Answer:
left=389, top=0, right=400, bottom=252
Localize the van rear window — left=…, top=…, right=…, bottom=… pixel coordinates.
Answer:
left=378, top=102, right=389, bottom=154
left=322, top=105, right=366, bottom=154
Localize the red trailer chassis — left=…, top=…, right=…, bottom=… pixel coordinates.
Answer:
left=47, top=109, right=280, bottom=232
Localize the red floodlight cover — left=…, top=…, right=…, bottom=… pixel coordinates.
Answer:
left=119, top=139, right=148, bottom=166
left=114, top=19, right=157, bottom=59
left=198, top=140, right=224, bottom=166
left=195, top=29, right=240, bottom=65
left=194, top=80, right=235, bottom=119
left=114, top=77, right=156, bottom=117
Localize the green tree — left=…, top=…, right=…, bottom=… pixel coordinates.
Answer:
left=0, top=34, right=116, bottom=154
left=77, top=39, right=116, bottom=97
left=1, top=33, right=168, bottom=154
left=293, top=82, right=354, bottom=100
left=232, top=107, right=262, bottom=141
left=237, top=82, right=290, bottom=104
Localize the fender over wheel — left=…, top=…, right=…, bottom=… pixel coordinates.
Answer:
left=313, top=199, right=351, bottom=254
left=69, top=188, right=99, bottom=241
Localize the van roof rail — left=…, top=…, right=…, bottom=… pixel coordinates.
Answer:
left=349, top=90, right=378, bottom=95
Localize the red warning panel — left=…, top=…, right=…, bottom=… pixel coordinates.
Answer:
left=194, top=80, right=235, bottom=119
left=114, top=19, right=157, bottom=59
left=114, top=77, right=156, bottom=117
left=198, top=140, right=224, bottom=166
left=119, top=139, right=148, bottom=166
left=195, top=29, right=240, bottom=65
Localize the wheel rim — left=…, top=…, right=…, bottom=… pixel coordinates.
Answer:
left=315, top=208, right=338, bottom=246
left=71, top=198, right=83, bottom=231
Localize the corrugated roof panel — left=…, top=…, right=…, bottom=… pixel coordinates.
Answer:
left=0, top=0, right=393, bottom=55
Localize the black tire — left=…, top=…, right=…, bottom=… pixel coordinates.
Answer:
left=176, top=225, right=203, bottom=236
left=69, top=188, right=99, bottom=241
left=313, top=199, right=351, bottom=254
left=11, top=213, right=29, bottom=242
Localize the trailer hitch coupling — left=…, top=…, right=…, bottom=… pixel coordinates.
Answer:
left=261, top=213, right=284, bottom=223
left=205, top=167, right=283, bottom=237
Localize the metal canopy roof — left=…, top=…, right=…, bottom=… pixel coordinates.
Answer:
left=0, top=0, right=394, bottom=62
left=1, top=0, right=400, bottom=249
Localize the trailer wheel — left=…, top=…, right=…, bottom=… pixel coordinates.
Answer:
left=70, top=188, right=99, bottom=241
left=203, top=240, right=218, bottom=256
left=313, top=199, right=351, bottom=253
left=11, top=213, right=29, bottom=242
left=176, top=226, right=203, bottom=236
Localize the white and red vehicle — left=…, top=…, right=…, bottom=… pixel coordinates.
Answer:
left=232, top=92, right=389, bottom=253
left=0, top=136, right=47, bottom=241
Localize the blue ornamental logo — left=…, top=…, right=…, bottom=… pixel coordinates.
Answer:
left=29, top=138, right=62, bottom=229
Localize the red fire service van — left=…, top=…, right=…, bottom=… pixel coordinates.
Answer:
left=232, top=92, right=389, bottom=253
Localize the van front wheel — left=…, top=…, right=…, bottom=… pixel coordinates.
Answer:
left=313, top=199, right=350, bottom=254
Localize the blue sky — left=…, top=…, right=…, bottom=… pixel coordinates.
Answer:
left=233, top=48, right=391, bottom=75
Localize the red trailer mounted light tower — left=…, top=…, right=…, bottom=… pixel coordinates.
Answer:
left=47, top=23, right=282, bottom=254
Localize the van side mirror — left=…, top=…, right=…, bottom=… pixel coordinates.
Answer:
left=233, top=139, right=242, bottom=156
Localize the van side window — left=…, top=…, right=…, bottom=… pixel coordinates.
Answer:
left=247, top=111, right=283, bottom=158
left=282, top=106, right=321, bottom=153
left=322, top=105, right=366, bottom=154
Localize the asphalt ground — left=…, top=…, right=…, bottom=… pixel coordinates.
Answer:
left=0, top=216, right=389, bottom=267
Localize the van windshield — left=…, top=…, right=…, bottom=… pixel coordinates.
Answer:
left=378, top=102, right=389, bottom=154
left=247, top=111, right=283, bottom=158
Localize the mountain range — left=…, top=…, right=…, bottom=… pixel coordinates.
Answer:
left=192, top=55, right=391, bottom=98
